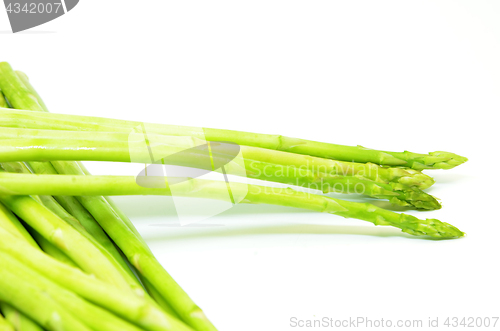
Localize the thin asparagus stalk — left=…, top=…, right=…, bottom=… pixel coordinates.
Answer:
left=0, top=193, right=181, bottom=331
left=15, top=71, right=48, bottom=112
left=0, top=193, right=137, bottom=292
left=0, top=64, right=217, bottom=331
left=0, top=172, right=463, bottom=239
left=0, top=304, right=42, bottom=331
left=0, top=204, right=183, bottom=331
left=0, top=310, right=14, bottom=331
left=0, top=197, right=44, bottom=331
left=0, top=263, right=91, bottom=331
left=1, top=156, right=141, bottom=282
left=27, top=227, right=79, bottom=268
left=0, top=91, right=8, bottom=108
left=0, top=202, right=39, bottom=248
left=0, top=253, right=147, bottom=331
left=0, top=228, right=194, bottom=331
left=0, top=137, right=440, bottom=209
left=0, top=161, right=147, bottom=292
left=0, top=118, right=436, bottom=189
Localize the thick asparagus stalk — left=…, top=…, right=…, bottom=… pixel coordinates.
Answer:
left=0, top=63, right=216, bottom=331
left=0, top=227, right=194, bottom=331
left=0, top=193, right=137, bottom=291
left=0, top=172, right=463, bottom=239
left=0, top=137, right=440, bottom=209
left=0, top=263, right=91, bottom=331
left=0, top=310, right=14, bottom=331
left=0, top=253, right=150, bottom=331
left=0, top=304, right=43, bottom=331
left=0, top=200, right=44, bottom=331
left=15, top=71, right=48, bottom=112
left=0, top=161, right=146, bottom=293
left=0, top=91, right=8, bottom=108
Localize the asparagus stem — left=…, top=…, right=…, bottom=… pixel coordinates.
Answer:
left=0, top=90, right=8, bottom=108
left=0, top=202, right=39, bottom=248
left=0, top=261, right=91, bottom=331
left=0, top=64, right=44, bottom=111
left=0, top=228, right=194, bottom=331
left=0, top=161, right=146, bottom=292
left=0, top=253, right=145, bottom=331
left=0, top=122, right=435, bottom=189
left=0, top=64, right=217, bottom=331
left=0, top=193, right=137, bottom=291
left=0, top=136, right=440, bottom=209
left=0, top=172, right=463, bottom=239
left=15, top=71, right=48, bottom=112
left=28, top=227, right=79, bottom=268
left=0, top=303, right=42, bottom=331
left=0, top=308, right=15, bottom=331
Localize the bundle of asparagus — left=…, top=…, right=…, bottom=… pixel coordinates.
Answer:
left=0, top=61, right=467, bottom=331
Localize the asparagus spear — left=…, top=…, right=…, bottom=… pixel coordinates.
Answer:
left=0, top=310, right=14, bottom=331
left=0, top=253, right=150, bottom=331
left=0, top=136, right=441, bottom=209
left=0, top=193, right=138, bottom=291
left=0, top=263, right=91, bottom=331
left=0, top=91, right=8, bottom=108
left=0, top=64, right=217, bottom=331
left=0, top=304, right=42, bottom=331
left=0, top=196, right=44, bottom=331
left=0, top=172, right=463, bottom=239
left=0, top=227, right=194, bottom=331
left=0, top=161, right=147, bottom=292
left=15, top=71, right=48, bottom=112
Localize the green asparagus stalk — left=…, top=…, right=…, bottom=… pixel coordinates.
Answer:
left=0, top=309, right=15, bottom=331
left=0, top=91, right=8, bottom=108
left=0, top=63, right=217, bottom=331
left=0, top=172, right=463, bottom=239
left=0, top=202, right=39, bottom=248
left=0, top=161, right=147, bottom=292
left=0, top=200, right=44, bottom=331
left=27, top=227, right=79, bottom=268
left=0, top=304, right=42, bottom=331
left=0, top=193, right=138, bottom=292
left=0, top=201, right=185, bottom=331
left=0, top=91, right=466, bottom=172
left=0, top=136, right=440, bottom=209
left=0, top=253, right=148, bottom=331
left=15, top=71, right=48, bottom=112
left=0, top=263, right=92, bottom=331
left=1, top=155, right=141, bottom=282
left=0, top=115, right=436, bottom=189
left=0, top=227, right=194, bottom=331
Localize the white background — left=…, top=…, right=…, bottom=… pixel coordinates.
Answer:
left=1, top=1, right=499, bottom=330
